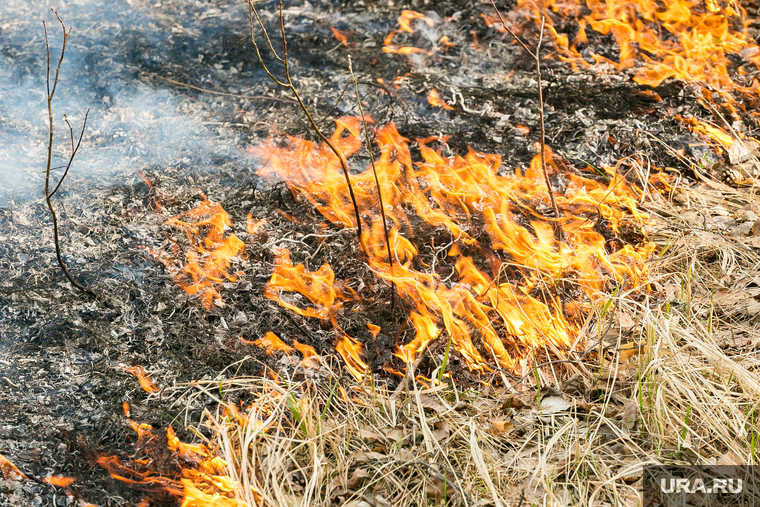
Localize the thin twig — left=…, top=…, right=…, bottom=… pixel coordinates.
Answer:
left=49, top=111, right=89, bottom=198
left=490, top=2, right=563, bottom=240
left=348, top=55, right=396, bottom=308
left=246, top=0, right=364, bottom=246
left=139, top=70, right=297, bottom=103
left=44, top=11, right=94, bottom=296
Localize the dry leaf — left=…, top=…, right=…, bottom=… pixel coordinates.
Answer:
left=620, top=401, right=639, bottom=431
left=418, top=395, right=447, bottom=414
left=728, top=139, right=760, bottom=165
left=717, top=450, right=743, bottom=465
left=560, top=374, right=587, bottom=396
left=618, top=342, right=646, bottom=362
left=424, top=478, right=447, bottom=499
left=382, top=426, right=405, bottom=443
left=431, top=421, right=450, bottom=442
left=501, top=392, right=533, bottom=410
left=351, top=450, right=387, bottom=464
left=539, top=396, right=571, bottom=414
left=346, top=468, right=369, bottom=491
left=618, top=312, right=636, bottom=330
left=490, top=420, right=515, bottom=436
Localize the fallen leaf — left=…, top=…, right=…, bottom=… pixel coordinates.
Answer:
left=501, top=392, right=533, bottom=410
left=560, top=374, right=587, bottom=396
left=539, top=396, right=572, bottom=414
left=382, top=426, right=405, bottom=443
left=425, top=478, right=447, bottom=499
left=490, top=420, right=515, bottom=436
left=618, top=312, right=636, bottom=330
left=418, top=395, right=447, bottom=414
left=346, top=467, right=369, bottom=490
left=618, top=342, right=646, bottom=362
left=431, top=421, right=450, bottom=442
left=717, top=450, right=743, bottom=465
left=620, top=401, right=639, bottom=431
left=728, top=139, right=760, bottom=165
left=351, top=450, right=387, bottom=464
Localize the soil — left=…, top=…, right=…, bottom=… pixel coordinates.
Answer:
left=0, top=0, right=748, bottom=505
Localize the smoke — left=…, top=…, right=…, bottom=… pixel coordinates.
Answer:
left=0, top=0, right=254, bottom=205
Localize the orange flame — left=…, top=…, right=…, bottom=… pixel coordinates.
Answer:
left=427, top=89, right=455, bottom=110
left=335, top=333, right=368, bottom=381
left=246, top=215, right=267, bottom=235
left=680, top=116, right=736, bottom=150
left=253, top=331, right=296, bottom=356
left=252, top=118, right=654, bottom=374
left=149, top=198, right=245, bottom=309
left=383, top=10, right=437, bottom=56
left=122, top=365, right=160, bottom=394
left=44, top=476, right=76, bottom=487
left=264, top=249, right=350, bottom=321
left=98, top=419, right=261, bottom=507
left=0, top=453, right=27, bottom=482
left=504, top=0, right=760, bottom=112
left=331, top=27, right=349, bottom=46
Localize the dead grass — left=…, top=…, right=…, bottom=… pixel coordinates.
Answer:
left=165, top=170, right=760, bottom=507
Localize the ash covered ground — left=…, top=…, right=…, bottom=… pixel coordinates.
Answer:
left=0, top=0, right=750, bottom=505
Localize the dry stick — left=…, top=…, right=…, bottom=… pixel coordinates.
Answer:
left=246, top=0, right=363, bottom=247
left=44, top=11, right=94, bottom=296
left=347, top=56, right=396, bottom=308
left=490, top=2, right=564, bottom=241
left=139, top=70, right=297, bottom=103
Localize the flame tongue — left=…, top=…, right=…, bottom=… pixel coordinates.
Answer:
left=149, top=198, right=245, bottom=309
left=254, top=118, right=653, bottom=375
left=506, top=0, right=760, bottom=109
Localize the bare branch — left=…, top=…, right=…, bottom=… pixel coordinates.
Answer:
left=43, top=11, right=94, bottom=296
left=246, top=0, right=364, bottom=247
left=490, top=2, right=564, bottom=241
left=348, top=55, right=395, bottom=307
left=49, top=110, right=89, bottom=198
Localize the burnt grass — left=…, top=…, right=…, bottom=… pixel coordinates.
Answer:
left=0, top=0, right=752, bottom=505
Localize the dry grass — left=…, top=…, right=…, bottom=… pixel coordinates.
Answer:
left=165, top=169, right=760, bottom=507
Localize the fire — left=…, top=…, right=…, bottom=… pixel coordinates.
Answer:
left=97, top=416, right=261, bottom=507
left=330, top=27, right=349, bottom=47
left=149, top=197, right=245, bottom=309
left=264, top=249, right=350, bottom=321
left=501, top=0, right=760, bottom=111
left=680, top=116, right=737, bottom=150
left=0, top=453, right=27, bottom=481
left=252, top=331, right=295, bottom=356
left=252, top=118, right=654, bottom=374
left=335, top=333, right=368, bottom=381
left=44, top=476, right=76, bottom=487
left=427, top=89, right=455, bottom=110
left=122, top=365, right=160, bottom=394
left=383, top=10, right=437, bottom=56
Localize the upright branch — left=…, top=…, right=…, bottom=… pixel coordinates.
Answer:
left=246, top=0, right=364, bottom=247
left=44, top=11, right=94, bottom=295
left=347, top=56, right=396, bottom=306
left=490, top=1, right=564, bottom=241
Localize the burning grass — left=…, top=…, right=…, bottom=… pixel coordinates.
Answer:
left=252, top=119, right=657, bottom=376
left=93, top=0, right=760, bottom=504
left=100, top=225, right=760, bottom=505
left=99, top=142, right=760, bottom=506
